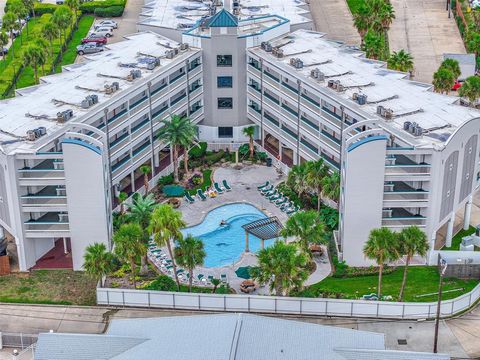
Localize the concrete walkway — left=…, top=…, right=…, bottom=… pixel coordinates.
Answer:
left=388, top=0, right=466, bottom=83
left=308, top=0, right=360, bottom=45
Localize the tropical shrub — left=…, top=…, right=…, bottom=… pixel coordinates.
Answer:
left=94, top=6, right=124, bottom=17
left=145, top=275, right=177, bottom=291
left=189, top=141, right=207, bottom=159
left=204, top=150, right=224, bottom=165
left=319, top=207, right=339, bottom=230
left=158, top=173, right=174, bottom=187
left=34, top=3, right=58, bottom=15
left=79, top=0, right=125, bottom=13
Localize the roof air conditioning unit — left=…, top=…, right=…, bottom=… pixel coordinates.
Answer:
left=337, top=84, right=344, bottom=92
left=414, top=126, right=423, bottom=137
left=26, top=130, right=36, bottom=141
left=57, top=109, right=73, bottom=123
left=180, top=43, right=189, bottom=51
left=377, top=105, right=384, bottom=115
left=37, top=127, right=47, bottom=136
left=289, top=58, right=298, bottom=66
left=274, top=48, right=284, bottom=58
left=357, top=94, right=367, bottom=105
left=403, top=121, right=411, bottom=131
left=262, top=42, right=272, bottom=52
left=410, top=122, right=417, bottom=134
left=233, top=7, right=240, bottom=15
left=352, top=92, right=358, bottom=101
left=127, top=69, right=142, bottom=81
left=165, top=50, right=175, bottom=59
left=384, top=108, right=393, bottom=120
left=56, top=187, right=66, bottom=196
left=294, top=59, right=303, bottom=69
left=310, top=68, right=324, bottom=81
left=327, top=80, right=335, bottom=88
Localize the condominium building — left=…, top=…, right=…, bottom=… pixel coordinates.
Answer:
left=1, top=6, right=479, bottom=270
left=0, top=32, right=203, bottom=270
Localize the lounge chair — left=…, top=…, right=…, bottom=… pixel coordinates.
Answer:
left=184, top=192, right=195, bottom=204
left=269, top=193, right=282, bottom=202
left=257, top=181, right=270, bottom=190
left=214, top=182, right=224, bottom=194
left=286, top=206, right=299, bottom=215
left=260, top=184, right=273, bottom=194
left=266, top=191, right=279, bottom=200
left=263, top=189, right=276, bottom=198
left=222, top=179, right=232, bottom=191
left=197, top=188, right=207, bottom=201
left=275, top=198, right=288, bottom=207
left=280, top=202, right=292, bottom=211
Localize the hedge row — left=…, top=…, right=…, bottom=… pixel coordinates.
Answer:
left=33, top=0, right=126, bottom=16
left=94, top=5, right=124, bottom=17
left=79, top=0, right=126, bottom=14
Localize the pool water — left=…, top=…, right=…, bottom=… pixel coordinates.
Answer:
left=181, top=203, right=268, bottom=267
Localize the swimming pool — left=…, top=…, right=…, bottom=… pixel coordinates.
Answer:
left=181, top=203, right=268, bottom=267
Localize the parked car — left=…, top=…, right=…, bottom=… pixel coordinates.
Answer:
left=88, top=27, right=113, bottom=38
left=452, top=80, right=464, bottom=91
left=56, top=0, right=64, bottom=4
left=81, top=34, right=108, bottom=45
left=94, top=24, right=115, bottom=32
left=96, top=19, right=118, bottom=29
left=76, top=43, right=104, bottom=55
left=0, top=47, right=8, bottom=56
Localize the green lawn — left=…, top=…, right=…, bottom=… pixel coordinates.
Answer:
left=298, top=266, right=478, bottom=302
left=0, top=270, right=97, bottom=305
left=55, top=15, right=94, bottom=72
left=187, top=169, right=213, bottom=195
left=442, top=226, right=478, bottom=251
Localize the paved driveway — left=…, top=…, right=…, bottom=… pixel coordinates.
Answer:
left=308, top=0, right=360, bottom=45
left=388, top=0, right=466, bottom=83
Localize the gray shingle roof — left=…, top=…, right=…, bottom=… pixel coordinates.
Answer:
left=33, top=314, right=450, bottom=360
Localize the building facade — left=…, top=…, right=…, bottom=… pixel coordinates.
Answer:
left=0, top=8, right=479, bottom=270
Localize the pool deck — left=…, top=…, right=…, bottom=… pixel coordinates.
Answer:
left=158, top=164, right=332, bottom=294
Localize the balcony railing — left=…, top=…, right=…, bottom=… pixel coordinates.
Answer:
left=264, top=113, right=279, bottom=127
left=264, top=91, right=280, bottom=104
left=321, top=130, right=341, bottom=145
left=263, top=71, right=279, bottom=82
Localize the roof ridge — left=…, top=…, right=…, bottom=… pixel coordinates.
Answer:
left=229, top=313, right=244, bottom=360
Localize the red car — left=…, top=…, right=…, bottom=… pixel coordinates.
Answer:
left=81, top=34, right=108, bottom=45
left=452, top=80, right=463, bottom=91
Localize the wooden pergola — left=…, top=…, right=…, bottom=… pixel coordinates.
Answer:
left=242, top=216, right=283, bottom=252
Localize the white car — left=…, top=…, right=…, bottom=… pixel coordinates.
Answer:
left=88, top=27, right=113, bottom=38
left=94, top=24, right=114, bottom=32
left=96, top=19, right=118, bottom=29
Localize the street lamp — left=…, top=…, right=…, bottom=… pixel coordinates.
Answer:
left=433, top=255, right=448, bottom=353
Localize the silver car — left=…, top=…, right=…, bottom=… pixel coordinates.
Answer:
left=76, top=43, right=104, bottom=55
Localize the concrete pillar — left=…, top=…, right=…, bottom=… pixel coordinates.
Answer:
left=245, top=231, right=249, bottom=252
left=464, top=195, right=473, bottom=230
left=446, top=213, right=455, bottom=247
left=154, top=151, right=160, bottom=168
left=0, top=226, right=4, bottom=239
left=261, top=239, right=264, bottom=250
left=63, top=237, right=68, bottom=254
left=235, top=151, right=239, bottom=165
left=130, top=172, right=135, bottom=193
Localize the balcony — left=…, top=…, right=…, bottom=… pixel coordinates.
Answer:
left=170, top=72, right=186, bottom=85
left=321, top=154, right=340, bottom=169
left=385, top=154, right=431, bottom=167
left=301, top=116, right=319, bottom=131
left=112, top=155, right=131, bottom=173
left=281, top=125, right=298, bottom=140
left=171, top=93, right=187, bottom=106
left=24, top=212, right=69, bottom=232
left=151, top=82, right=168, bottom=96
left=301, top=138, right=318, bottom=155
left=264, top=113, right=279, bottom=127
left=264, top=91, right=280, bottom=105
left=152, top=105, right=169, bottom=120
left=281, top=103, right=298, bottom=117
left=248, top=61, right=261, bottom=71
left=264, top=71, right=279, bottom=82
left=384, top=181, right=428, bottom=194
left=382, top=208, right=426, bottom=220
left=301, top=93, right=320, bottom=107
left=321, top=130, right=341, bottom=145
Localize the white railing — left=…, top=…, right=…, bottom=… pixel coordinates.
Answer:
left=206, top=142, right=244, bottom=152
left=97, top=282, right=480, bottom=319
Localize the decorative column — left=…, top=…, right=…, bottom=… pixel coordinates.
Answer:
left=446, top=212, right=455, bottom=247
left=63, top=238, right=68, bottom=254
left=261, top=239, right=264, bottom=250
left=464, top=195, right=473, bottom=230
left=245, top=231, right=249, bottom=252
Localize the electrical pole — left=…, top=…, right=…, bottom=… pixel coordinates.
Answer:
left=433, top=255, right=447, bottom=353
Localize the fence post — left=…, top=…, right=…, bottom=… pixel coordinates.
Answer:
left=350, top=301, right=353, bottom=316
left=248, top=297, right=250, bottom=312
left=20, top=333, right=23, bottom=350
left=148, top=292, right=151, bottom=308
left=106, top=290, right=109, bottom=305
left=451, top=301, right=454, bottom=315
left=224, top=296, right=226, bottom=311
left=469, top=292, right=472, bottom=306
left=172, top=293, right=176, bottom=309
left=376, top=303, right=379, bottom=318
left=402, top=304, right=405, bottom=319
left=122, top=291, right=125, bottom=307
left=198, top=294, right=201, bottom=310
left=325, top=300, right=328, bottom=316
left=274, top=298, right=277, bottom=313
left=428, top=304, right=432, bottom=318
left=300, top=299, right=303, bottom=315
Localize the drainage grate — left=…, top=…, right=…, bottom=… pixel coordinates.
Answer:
left=397, top=339, right=407, bottom=345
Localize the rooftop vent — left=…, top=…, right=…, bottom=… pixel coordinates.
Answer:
left=352, top=93, right=367, bottom=105
left=310, top=68, right=324, bottom=81
left=272, top=48, right=284, bottom=58
left=27, top=127, right=47, bottom=141
left=126, top=69, right=142, bottom=81
left=289, top=58, right=303, bottom=69
left=104, top=82, right=120, bottom=95
left=376, top=105, right=393, bottom=120
left=180, top=43, right=189, bottom=51
left=261, top=42, right=272, bottom=52
left=57, top=109, right=73, bottom=123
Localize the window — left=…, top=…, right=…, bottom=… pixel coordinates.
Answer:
left=218, top=127, right=233, bottom=138
left=217, top=76, right=233, bottom=88
left=218, top=97, right=233, bottom=109
left=217, top=55, right=232, bottom=66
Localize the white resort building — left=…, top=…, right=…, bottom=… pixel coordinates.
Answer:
left=0, top=2, right=479, bottom=270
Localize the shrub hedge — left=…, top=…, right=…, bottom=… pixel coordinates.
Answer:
left=94, top=5, right=124, bottom=17
left=189, top=141, right=207, bottom=159
left=79, top=0, right=126, bottom=14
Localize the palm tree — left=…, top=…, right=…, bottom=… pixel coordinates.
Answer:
left=322, top=171, right=340, bottom=203
left=117, top=191, right=128, bottom=214
left=174, top=234, right=206, bottom=292
left=432, top=67, right=455, bottom=94
left=157, top=115, right=197, bottom=183
left=140, top=165, right=151, bottom=193
left=305, top=159, right=329, bottom=211
left=211, top=278, right=221, bottom=293
left=387, top=50, right=414, bottom=75
left=41, top=22, right=59, bottom=58
left=397, top=226, right=429, bottom=301
left=0, top=32, right=8, bottom=67
left=22, top=0, right=36, bottom=19
left=440, top=58, right=461, bottom=80
left=363, top=30, right=384, bottom=60
left=149, top=204, right=186, bottom=290
left=353, top=5, right=371, bottom=45
left=458, top=76, right=480, bottom=107
left=281, top=210, right=327, bottom=255
left=9, top=0, right=27, bottom=41
left=251, top=241, right=309, bottom=296
left=23, top=43, right=44, bottom=84
left=465, top=27, right=480, bottom=58
left=375, top=0, right=395, bottom=37
left=2, top=12, right=18, bottom=59
left=128, top=192, right=157, bottom=274
left=83, top=242, right=116, bottom=287
left=242, top=126, right=255, bottom=159
left=363, top=227, right=400, bottom=297
left=286, top=162, right=309, bottom=199
left=65, top=0, right=80, bottom=28
left=52, top=5, right=73, bottom=52
left=113, top=223, right=145, bottom=289
left=34, top=37, right=48, bottom=75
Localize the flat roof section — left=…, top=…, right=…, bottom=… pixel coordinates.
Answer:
left=250, top=29, right=480, bottom=147
left=0, top=32, right=200, bottom=155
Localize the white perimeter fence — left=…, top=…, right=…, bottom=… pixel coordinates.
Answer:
left=97, top=282, right=480, bottom=319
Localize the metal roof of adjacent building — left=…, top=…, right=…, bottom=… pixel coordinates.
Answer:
left=34, top=313, right=450, bottom=360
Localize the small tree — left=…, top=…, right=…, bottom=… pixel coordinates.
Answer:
left=363, top=227, right=399, bottom=297
left=2, top=12, right=18, bottom=59
left=140, top=165, right=152, bottom=193
left=281, top=210, right=327, bottom=255
left=242, top=126, right=255, bottom=159
left=251, top=241, right=309, bottom=296
left=23, top=43, right=45, bottom=84
left=458, top=76, right=480, bottom=107
left=0, top=32, right=8, bottom=67
left=211, top=278, right=221, bottom=293
left=52, top=5, right=73, bottom=52
left=22, top=0, right=36, bottom=19
left=174, top=234, right=206, bottom=292
left=363, top=30, right=384, bottom=60
left=440, top=58, right=461, bottom=80
left=113, top=223, right=145, bottom=289
left=286, top=162, right=309, bottom=199
left=305, top=159, right=329, bottom=211
left=117, top=191, right=128, bottom=214
left=432, top=67, right=455, bottom=94
left=41, top=22, right=59, bottom=58
left=9, top=0, right=27, bottom=41
left=397, top=226, right=429, bottom=301
left=387, top=50, right=414, bottom=75
left=65, top=0, right=80, bottom=28
left=83, top=242, right=116, bottom=287
left=322, top=171, right=340, bottom=203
